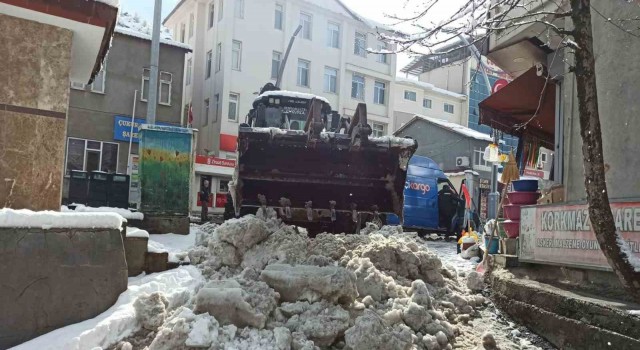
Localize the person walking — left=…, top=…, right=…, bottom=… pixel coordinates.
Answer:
left=200, top=180, right=211, bottom=222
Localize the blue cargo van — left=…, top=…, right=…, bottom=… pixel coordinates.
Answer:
left=387, top=155, right=462, bottom=234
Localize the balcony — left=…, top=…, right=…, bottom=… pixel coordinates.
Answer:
left=486, top=0, right=568, bottom=77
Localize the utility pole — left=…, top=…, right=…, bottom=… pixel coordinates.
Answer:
left=146, top=0, right=162, bottom=125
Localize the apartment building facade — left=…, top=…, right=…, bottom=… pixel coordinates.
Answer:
left=164, top=0, right=398, bottom=214
left=392, top=77, right=467, bottom=132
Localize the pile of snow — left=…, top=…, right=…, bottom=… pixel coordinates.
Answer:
left=147, top=230, right=197, bottom=264
left=62, top=204, right=144, bottom=220
left=12, top=266, right=203, bottom=350
left=0, top=208, right=124, bottom=230
left=106, top=216, right=489, bottom=350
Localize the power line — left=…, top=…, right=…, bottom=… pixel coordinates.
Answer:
left=590, top=4, right=640, bottom=39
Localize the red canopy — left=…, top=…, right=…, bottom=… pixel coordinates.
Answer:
left=479, top=67, right=556, bottom=142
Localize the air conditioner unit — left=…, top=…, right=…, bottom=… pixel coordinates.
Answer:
left=456, top=156, right=470, bottom=167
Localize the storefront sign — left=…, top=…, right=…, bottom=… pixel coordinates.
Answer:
left=195, top=155, right=236, bottom=168
left=113, top=116, right=173, bottom=143
left=519, top=202, right=640, bottom=271
left=479, top=179, right=490, bottom=190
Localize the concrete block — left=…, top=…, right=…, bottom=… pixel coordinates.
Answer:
left=146, top=252, right=169, bottom=273
left=0, top=227, right=128, bottom=348
left=141, top=215, right=189, bottom=235
left=124, top=236, right=148, bottom=277
left=500, top=238, right=517, bottom=255
left=493, top=254, right=519, bottom=268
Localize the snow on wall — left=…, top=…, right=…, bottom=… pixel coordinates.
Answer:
left=62, top=204, right=144, bottom=221
left=0, top=208, right=124, bottom=230
left=126, top=227, right=149, bottom=239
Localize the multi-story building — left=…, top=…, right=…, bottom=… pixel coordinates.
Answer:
left=63, top=27, right=190, bottom=205
left=392, top=77, right=467, bottom=131
left=400, top=43, right=518, bottom=153
left=164, top=0, right=398, bottom=214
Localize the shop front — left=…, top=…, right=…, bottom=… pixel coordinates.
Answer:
left=192, top=155, right=236, bottom=215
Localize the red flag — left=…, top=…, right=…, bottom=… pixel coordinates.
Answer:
left=461, top=183, right=471, bottom=209
left=188, top=103, right=193, bottom=126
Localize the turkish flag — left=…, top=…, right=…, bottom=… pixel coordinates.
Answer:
left=461, top=184, right=471, bottom=209
left=188, top=103, right=194, bottom=126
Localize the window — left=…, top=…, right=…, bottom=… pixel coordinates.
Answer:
left=91, top=65, right=106, bottom=93
left=159, top=72, right=172, bottom=105
left=271, top=51, right=281, bottom=79
left=327, top=22, right=340, bottom=48
left=65, top=138, right=119, bottom=175
left=228, top=93, right=239, bottom=121
left=219, top=180, right=229, bottom=192
left=474, top=148, right=491, bottom=172
left=300, top=13, right=312, bottom=40
left=234, top=0, right=244, bottom=18
left=208, top=2, right=215, bottom=28
left=232, top=40, right=242, bottom=71
left=206, top=50, right=213, bottom=78
left=351, top=74, right=365, bottom=100
left=141, top=68, right=150, bottom=101
left=423, top=98, right=432, bottom=109
left=404, top=90, right=417, bottom=101
left=372, top=123, right=385, bottom=137
left=214, top=94, right=220, bottom=122
left=215, top=43, right=222, bottom=72
left=274, top=4, right=283, bottom=30
left=218, top=0, right=223, bottom=21
left=71, top=81, right=85, bottom=90
left=354, top=31, right=367, bottom=56
left=444, top=103, right=455, bottom=113
left=324, top=67, right=338, bottom=93
left=376, top=44, right=388, bottom=64
left=186, top=58, right=192, bottom=85
left=180, top=23, right=185, bottom=42
left=203, top=99, right=210, bottom=126
left=297, top=59, right=310, bottom=87
left=189, top=13, right=194, bottom=38
left=373, top=81, right=386, bottom=105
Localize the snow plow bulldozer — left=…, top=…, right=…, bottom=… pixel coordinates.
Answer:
left=224, top=83, right=418, bottom=234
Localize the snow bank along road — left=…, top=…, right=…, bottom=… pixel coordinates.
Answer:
left=13, top=218, right=554, bottom=350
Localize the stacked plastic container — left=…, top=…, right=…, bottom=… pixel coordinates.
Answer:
left=502, top=179, right=540, bottom=238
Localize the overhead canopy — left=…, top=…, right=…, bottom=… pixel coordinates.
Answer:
left=479, top=66, right=556, bottom=143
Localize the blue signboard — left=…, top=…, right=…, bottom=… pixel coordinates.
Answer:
left=113, top=116, right=173, bottom=143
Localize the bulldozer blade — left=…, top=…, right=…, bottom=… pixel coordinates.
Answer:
left=234, top=127, right=417, bottom=224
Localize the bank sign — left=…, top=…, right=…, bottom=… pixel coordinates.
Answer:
left=519, top=202, right=640, bottom=271
left=113, top=116, right=173, bottom=143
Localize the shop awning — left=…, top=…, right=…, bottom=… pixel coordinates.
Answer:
left=479, top=66, right=556, bottom=142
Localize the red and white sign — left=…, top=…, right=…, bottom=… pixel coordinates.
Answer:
left=519, top=202, right=640, bottom=271
left=492, top=79, right=509, bottom=94
left=195, top=155, right=236, bottom=168
left=215, top=193, right=227, bottom=208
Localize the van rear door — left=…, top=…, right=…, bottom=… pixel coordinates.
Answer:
left=402, top=164, right=438, bottom=230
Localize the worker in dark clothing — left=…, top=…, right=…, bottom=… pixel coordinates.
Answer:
left=438, top=185, right=457, bottom=231
left=200, top=180, right=211, bottom=222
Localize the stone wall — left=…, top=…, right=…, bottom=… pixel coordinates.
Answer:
left=0, top=227, right=128, bottom=349
left=0, top=14, right=72, bottom=210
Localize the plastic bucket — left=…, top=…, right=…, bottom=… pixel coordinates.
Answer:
left=484, top=236, right=500, bottom=254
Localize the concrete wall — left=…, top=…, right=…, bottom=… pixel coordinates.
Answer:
left=0, top=226, right=128, bottom=348
left=0, top=14, right=72, bottom=210
left=394, top=118, right=491, bottom=178
left=562, top=2, right=640, bottom=201
left=66, top=33, right=187, bottom=175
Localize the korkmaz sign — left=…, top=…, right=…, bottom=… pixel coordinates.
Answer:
left=113, top=116, right=173, bottom=143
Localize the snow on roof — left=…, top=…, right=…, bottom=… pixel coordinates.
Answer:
left=369, top=135, right=417, bottom=149
left=255, top=90, right=330, bottom=105
left=397, top=114, right=493, bottom=142
left=63, top=204, right=144, bottom=220
left=95, top=0, right=120, bottom=8
left=396, top=77, right=467, bottom=100
left=0, top=208, right=124, bottom=230
left=115, top=12, right=191, bottom=50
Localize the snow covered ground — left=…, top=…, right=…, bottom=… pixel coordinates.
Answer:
left=146, top=227, right=197, bottom=263
left=10, top=266, right=203, bottom=350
